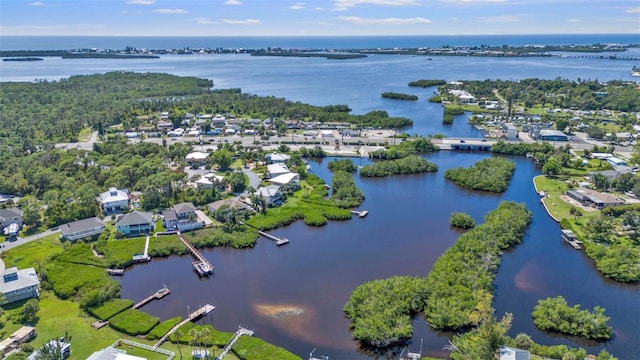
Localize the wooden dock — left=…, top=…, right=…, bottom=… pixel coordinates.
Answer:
left=153, top=304, right=215, bottom=348
left=106, top=268, right=125, bottom=276
left=91, top=320, right=109, bottom=330
left=351, top=210, right=369, bottom=218
left=177, top=231, right=214, bottom=276
left=217, top=326, right=254, bottom=359
left=132, top=235, right=152, bottom=263
left=257, top=230, right=289, bottom=246
left=132, top=286, right=171, bottom=310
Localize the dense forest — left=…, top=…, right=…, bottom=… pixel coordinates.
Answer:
left=532, top=296, right=612, bottom=340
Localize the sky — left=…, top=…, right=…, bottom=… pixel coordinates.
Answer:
left=0, top=0, right=639, bottom=36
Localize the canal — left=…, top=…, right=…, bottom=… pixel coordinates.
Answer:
left=120, top=151, right=640, bottom=359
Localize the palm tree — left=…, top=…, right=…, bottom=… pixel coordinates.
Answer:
left=172, top=328, right=184, bottom=359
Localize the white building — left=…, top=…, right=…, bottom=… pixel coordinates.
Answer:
left=60, top=217, right=105, bottom=242
left=499, top=346, right=530, bottom=360
left=267, top=163, right=290, bottom=178
left=0, top=267, right=39, bottom=305
left=185, top=152, right=210, bottom=166
left=87, top=346, right=146, bottom=360
left=99, top=187, right=129, bottom=215
left=265, top=152, right=291, bottom=164
left=503, top=123, right=518, bottom=140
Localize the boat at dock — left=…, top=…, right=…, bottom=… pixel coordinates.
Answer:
left=561, top=229, right=583, bottom=250
left=106, top=268, right=125, bottom=276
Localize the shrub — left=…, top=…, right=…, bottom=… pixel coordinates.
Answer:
left=233, top=335, right=301, bottom=360
left=147, top=316, right=183, bottom=340
left=87, top=299, right=134, bottom=320
left=109, top=309, right=159, bottom=335
left=449, top=212, right=475, bottom=229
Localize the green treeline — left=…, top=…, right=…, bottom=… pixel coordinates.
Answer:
left=368, top=137, right=439, bottom=159
left=408, top=79, right=447, bottom=87
left=0, top=72, right=411, bottom=158
left=381, top=92, right=418, bottom=101
left=359, top=155, right=438, bottom=177
left=344, top=202, right=532, bottom=347
left=424, top=202, right=532, bottom=330
left=327, top=158, right=357, bottom=173
left=532, top=296, right=612, bottom=340
left=443, top=107, right=465, bottom=124
left=445, top=157, right=516, bottom=193
left=331, top=170, right=365, bottom=207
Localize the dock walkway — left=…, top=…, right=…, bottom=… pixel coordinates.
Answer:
left=132, top=286, right=170, bottom=310
left=257, top=230, right=289, bottom=246
left=217, top=327, right=254, bottom=360
left=350, top=210, right=368, bottom=218
left=176, top=231, right=214, bottom=276
left=153, top=304, right=215, bottom=348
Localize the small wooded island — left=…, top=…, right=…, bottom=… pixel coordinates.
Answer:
left=381, top=92, right=418, bottom=101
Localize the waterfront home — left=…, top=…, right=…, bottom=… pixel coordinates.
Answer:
left=195, top=173, right=225, bottom=190
left=0, top=267, right=39, bottom=305
left=162, top=202, right=203, bottom=232
left=254, top=185, right=283, bottom=207
left=208, top=198, right=252, bottom=213
left=27, top=339, right=70, bottom=360
left=267, top=163, right=290, bottom=178
left=499, top=346, right=530, bottom=360
left=0, top=207, right=23, bottom=231
left=99, top=187, right=129, bottom=215
left=0, top=326, right=36, bottom=355
left=115, top=211, right=154, bottom=237
left=60, top=217, right=105, bottom=242
left=566, top=188, right=625, bottom=209
left=87, top=346, right=146, bottom=360
left=265, top=152, right=291, bottom=164
left=268, top=172, right=300, bottom=189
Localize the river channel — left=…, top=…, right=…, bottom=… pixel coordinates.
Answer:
left=120, top=151, right=640, bottom=359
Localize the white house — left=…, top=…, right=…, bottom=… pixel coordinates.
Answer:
left=503, top=123, right=518, bottom=140
left=0, top=208, right=23, bottom=233
left=99, top=187, right=129, bottom=215
left=87, top=346, right=146, bottom=360
left=265, top=152, right=291, bottom=164
left=60, top=217, right=105, bottom=242
left=115, top=211, right=154, bottom=237
left=28, top=340, right=71, bottom=360
left=267, top=163, right=290, bottom=178
left=0, top=267, right=39, bottom=305
left=254, top=185, right=283, bottom=207
left=163, top=202, right=202, bottom=232
left=195, top=173, right=225, bottom=190
left=268, top=172, right=300, bottom=187
left=186, top=152, right=209, bottom=166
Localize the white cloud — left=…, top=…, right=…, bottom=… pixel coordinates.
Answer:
left=315, top=7, right=325, bottom=10
left=338, top=16, right=431, bottom=24
left=222, top=18, right=261, bottom=25
left=626, top=7, right=640, bottom=13
left=28, top=2, right=46, bottom=6
left=224, top=0, right=243, bottom=5
left=153, top=8, right=189, bottom=14
left=290, top=2, right=306, bottom=10
left=567, top=18, right=581, bottom=23
left=125, top=0, right=155, bottom=4
left=333, top=0, right=420, bottom=11
left=194, top=17, right=215, bottom=24
left=439, top=0, right=507, bottom=3
left=481, top=15, right=520, bottom=23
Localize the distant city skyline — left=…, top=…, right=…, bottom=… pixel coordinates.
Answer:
left=1, top=0, right=639, bottom=37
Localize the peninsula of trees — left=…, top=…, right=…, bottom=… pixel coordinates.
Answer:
left=381, top=92, right=418, bottom=101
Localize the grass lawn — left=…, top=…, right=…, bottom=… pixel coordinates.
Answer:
left=78, top=128, right=93, bottom=142
left=2, top=234, right=64, bottom=269
left=533, top=175, right=599, bottom=223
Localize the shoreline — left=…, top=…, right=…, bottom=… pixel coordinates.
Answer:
left=532, top=175, right=561, bottom=223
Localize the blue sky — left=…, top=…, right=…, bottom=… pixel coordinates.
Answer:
left=1, top=0, right=639, bottom=36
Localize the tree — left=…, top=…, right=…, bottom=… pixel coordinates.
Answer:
left=542, top=157, right=561, bottom=177
left=172, top=328, right=184, bottom=359
left=210, top=149, right=234, bottom=170
left=22, top=298, right=40, bottom=323
left=592, top=173, right=610, bottom=191
left=31, top=340, right=64, bottom=360
left=556, top=118, right=569, bottom=132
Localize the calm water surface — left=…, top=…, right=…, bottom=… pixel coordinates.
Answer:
left=120, top=152, right=640, bottom=359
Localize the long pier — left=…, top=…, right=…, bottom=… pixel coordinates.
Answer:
left=217, top=327, right=254, bottom=359
left=176, top=231, right=214, bottom=276
left=153, top=304, right=215, bottom=348
left=132, top=286, right=170, bottom=309
left=257, top=230, right=289, bottom=246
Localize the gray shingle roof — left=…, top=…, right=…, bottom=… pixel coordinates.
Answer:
left=172, top=202, right=196, bottom=214
left=60, top=217, right=104, bottom=236
left=116, top=211, right=154, bottom=226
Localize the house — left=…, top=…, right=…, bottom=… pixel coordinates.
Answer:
left=163, top=202, right=202, bottom=232
left=208, top=198, right=252, bottom=213
left=268, top=172, right=300, bottom=188
left=267, top=163, right=290, bottom=178
left=99, top=188, right=129, bottom=215
left=607, top=157, right=627, bottom=166
left=0, top=326, right=36, bottom=355
left=211, top=114, right=226, bottom=128
left=87, top=346, right=146, bottom=360
left=566, top=189, right=625, bottom=209
left=60, top=217, right=105, bottom=242
left=27, top=339, right=71, bottom=360
left=186, top=152, right=209, bottom=167
left=254, top=185, right=283, bottom=207
left=115, top=211, right=154, bottom=237
left=499, top=346, right=530, bottom=360
left=265, top=152, right=291, bottom=164
left=195, top=173, right=225, bottom=190
left=0, top=207, right=23, bottom=232
left=0, top=267, right=39, bottom=305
